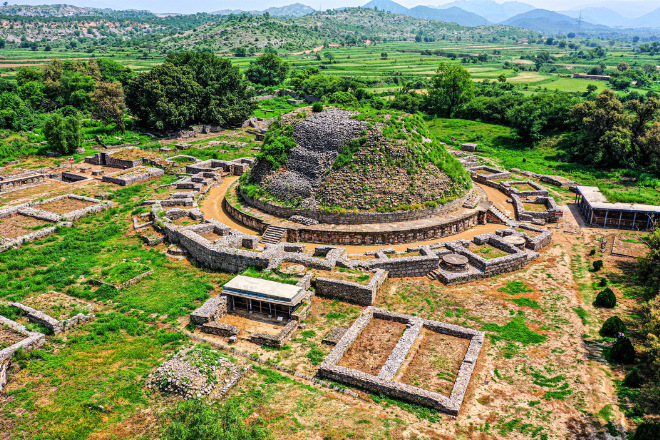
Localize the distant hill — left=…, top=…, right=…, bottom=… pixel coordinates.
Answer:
left=632, top=7, right=660, bottom=28
left=501, top=9, right=611, bottom=34
left=560, top=7, right=628, bottom=27
left=162, top=8, right=535, bottom=52
left=362, top=0, right=409, bottom=15
left=362, top=0, right=490, bottom=26
left=435, top=0, right=534, bottom=23
left=0, top=3, right=156, bottom=18
left=211, top=3, right=315, bottom=17
left=407, top=6, right=490, bottom=26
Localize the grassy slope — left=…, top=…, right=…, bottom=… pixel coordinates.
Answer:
left=427, top=117, right=660, bottom=205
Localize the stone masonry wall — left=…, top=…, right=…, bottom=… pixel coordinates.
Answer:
left=314, top=269, right=388, bottom=306
left=318, top=307, right=484, bottom=416
left=0, top=316, right=45, bottom=391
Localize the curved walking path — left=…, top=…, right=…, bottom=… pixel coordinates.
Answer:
left=200, top=177, right=504, bottom=252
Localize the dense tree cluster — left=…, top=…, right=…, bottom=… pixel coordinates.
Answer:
left=125, top=52, right=255, bottom=130
left=572, top=90, right=660, bottom=170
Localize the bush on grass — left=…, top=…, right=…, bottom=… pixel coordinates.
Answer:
left=594, top=288, right=616, bottom=308
left=610, top=337, right=635, bottom=364
left=600, top=316, right=626, bottom=336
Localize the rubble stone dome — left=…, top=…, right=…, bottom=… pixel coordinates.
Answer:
left=242, top=107, right=471, bottom=214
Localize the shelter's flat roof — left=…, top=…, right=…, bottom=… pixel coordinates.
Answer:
left=222, top=275, right=305, bottom=306
left=577, top=186, right=660, bottom=213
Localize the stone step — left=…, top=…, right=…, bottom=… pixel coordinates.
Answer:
left=260, top=225, right=287, bottom=245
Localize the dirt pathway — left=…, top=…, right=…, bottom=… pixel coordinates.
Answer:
left=476, top=182, right=515, bottom=218
left=200, top=177, right=504, bottom=252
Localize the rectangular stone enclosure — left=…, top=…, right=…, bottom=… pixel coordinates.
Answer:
left=318, top=307, right=484, bottom=416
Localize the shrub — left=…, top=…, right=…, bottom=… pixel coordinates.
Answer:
left=622, top=367, right=643, bottom=388
left=599, top=277, right=608, bottom=287
left=329, top=91, right=357, bottom=106
left=632, top=422, right=660, bottom=440
left=163, top=399, right=268, bottom=440
left=593, top=260, right=604, bottom=271
left=589, top=249, right=596, bottom=256
left=594, top=288, right=616, bottom=308
left=600, top=316, right=626, bottom=337
left=312, top=102, right=323, bottom=113
left=610, top=338, right=635, bottom=364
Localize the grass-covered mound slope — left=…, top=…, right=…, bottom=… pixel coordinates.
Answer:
left=242, top=107, right=471, bottom=213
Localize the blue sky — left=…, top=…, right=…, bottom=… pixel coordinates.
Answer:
left=6, top=0, right=659, bottom=16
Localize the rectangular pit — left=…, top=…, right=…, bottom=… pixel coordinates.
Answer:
left=0, top=214, right=51, bottom=239
left=395, top=329, right=470, bottom=398
left=318, top=307, right=485, bottom=416
left=337, top=318, right=407, bottom=376
left=37, top=198, right=95, bottom=215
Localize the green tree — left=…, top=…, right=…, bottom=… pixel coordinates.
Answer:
left=163, top=400, right=268, bottom=440
left=126, top=52, right=254, bottom=130
left=167, top=52, right=255, bottom=128
left=43, top=113, right=82, bottom=154
left=425, top=62, right=474, bottom=117
left=245, top=53, right=290, bottom=87
left=125, top=62, right=202, bottom=130
left=323, top=52, right=335, bottom=63
left=90, top=81, right=126, bottom=132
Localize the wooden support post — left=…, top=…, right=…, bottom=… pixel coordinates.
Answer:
left=632, top=213, right=637, bottom=229
left=618, top=211, right=623, bottom=228
left=249, top=299, right=252, bottom=313
left=604, top=210, right=608, bottom=227
left=232, top=296, right=235, bottom=311
left=647, top=215, right=651, bottom=230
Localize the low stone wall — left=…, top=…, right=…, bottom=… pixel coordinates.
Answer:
left=191, top=295, right=228, bottom=325
left=8, top=301, right=63, bottom=333
left=368, top=251, right=439, bottom=278
left=102, top=167, right=164, bottom=186
left=315, top=269, right=388, bottom=306
left=318, top=307, right=484, bottom=416
left=187, top=158, right=254, bottom=177
left=0, top=195, right=114, bottom=253
left=105, top=154, right=142, bottom=169
left=226, top=185, right=485, bottom=246
left=511, top=194, right=558, bottom=223
left=468, top=166, right=511, bottom=183
left=499, top=180, right=548, bottom=198
left=201, top=322, right=239, bottom=337
left=432, top=234, right=541, bottom=284
left=0, top=316, right=45, bottom=391
left=250, top=319, right=299, bottom=348
left=163, top=225, right=271, bottom=273
left=538, top=174, right=576, bottom=187
left=238, top=184, right=473, bottom=225
left=0, top=174, right=45, bottom=193
left=292, top=210, right=482, bottom=246
left=497, top=224, right=553, bottom=251
left=30, top=194, right=114, bottom=222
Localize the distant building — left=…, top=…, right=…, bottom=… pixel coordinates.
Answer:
left=573, top=73, right=611, bottom=81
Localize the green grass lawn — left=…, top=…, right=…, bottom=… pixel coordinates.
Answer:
left=427, top=117, right=660, bottom=205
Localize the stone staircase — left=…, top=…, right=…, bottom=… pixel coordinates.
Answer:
left=488, top=205, right=513, bottom=224
left=426, top=269, right=440, bottom=280
left=261, top=225, right=287, bottom=245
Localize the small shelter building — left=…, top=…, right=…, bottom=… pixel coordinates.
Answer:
left=222, top=275, right=305, bottom=320
left=575, top=186, right=660, bottom=230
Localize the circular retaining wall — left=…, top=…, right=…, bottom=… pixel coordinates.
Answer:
left=238, top=185, right=473, bottom=225
left=225, top=184, right=486, bottom=246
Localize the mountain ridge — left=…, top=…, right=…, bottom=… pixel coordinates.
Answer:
left=362, top=0, right=491, bottom=26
